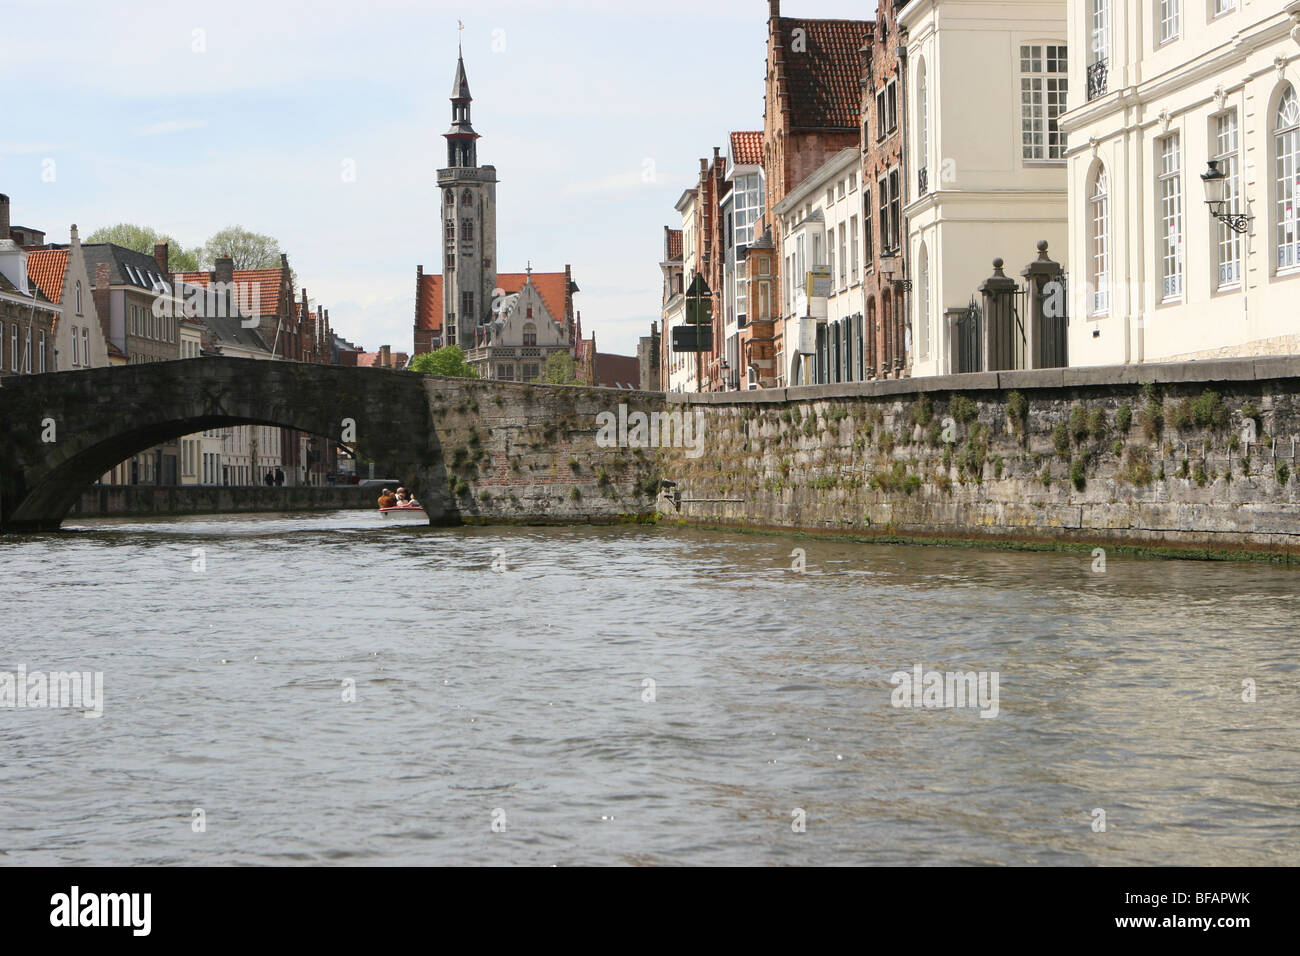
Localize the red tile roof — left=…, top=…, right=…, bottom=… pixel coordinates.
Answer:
left=177, top=267, right=287, bottom=317
left=776, top=17, right=872, bottom=130
left=496, top=272, right=568, bottom=324
left=666, top=229, right=683, bottom=261
left=26, top=249, right=69, bottom=304
left=415, top=273, right=444, bottom=332
left=730, top=131, right=764, bottom=167
left=416, top=270, right=569, bottom=330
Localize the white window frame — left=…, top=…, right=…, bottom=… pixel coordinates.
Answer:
left=1212, top=111, right=1242, bottom=289
left=1158, top=133, right=1184, bottom=301
left=1275, top=86, right=1300, bottom=273
left=1090, top=166, right=1111, bottom=314
left=1158, top=0, right=1180, bottom=46
left=1019, top=44, right=1068, bottom=162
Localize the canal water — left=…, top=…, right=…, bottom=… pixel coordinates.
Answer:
left=2, top=511, right=1297, bottom=865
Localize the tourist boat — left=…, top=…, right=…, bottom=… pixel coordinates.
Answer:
left=379, top=504, right=426, bottom=516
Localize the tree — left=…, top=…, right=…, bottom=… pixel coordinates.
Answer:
left=408, top=345, right=479, bottom=378
left=200, top=225, right=282, bottom=270
left=85, top=223, right=200, bottom=271
left=542, top=351, right=578, bottom=385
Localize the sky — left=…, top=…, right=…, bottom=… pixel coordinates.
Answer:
left=0, top=0, right=876, bottom=357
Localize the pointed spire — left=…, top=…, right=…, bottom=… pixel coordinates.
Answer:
left=451, top=43, right=471, bottom=101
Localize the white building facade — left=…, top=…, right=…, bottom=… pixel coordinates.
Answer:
left=901, top=0, right=1071, bottom=376
left=772, top=147, right=867, bottom=385
left=1061, top=0, right=1300, bottom=365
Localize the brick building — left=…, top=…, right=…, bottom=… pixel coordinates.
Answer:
left=763, top=0, right=872, bottom=386
left=860, top=0, right=909, bottom=378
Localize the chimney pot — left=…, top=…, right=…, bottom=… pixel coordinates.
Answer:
left=214, top=256, right=234, bottom=284
left=153, top=241, right=169, bottom=273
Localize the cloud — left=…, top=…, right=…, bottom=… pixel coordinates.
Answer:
left=139, top=120, right=208, bottom=136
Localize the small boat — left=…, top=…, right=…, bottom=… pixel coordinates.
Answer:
left=379, top=504, right=426, bottom=516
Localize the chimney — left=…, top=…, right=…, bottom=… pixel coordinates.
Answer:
left=214, top=256, right=234, bottom=284
left=70, top=223, right=79, bottom=245
left=153, top=242, right=169, bottom=273
left=95, top=262, right=110, bottom=289
left=0, top=193, right=9, bottom=238
left=379, top=344, right=391, bottom=367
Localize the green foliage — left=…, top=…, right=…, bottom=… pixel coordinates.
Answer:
left=568, top=458, right=581, bottom=473
left=1194, top=463, right=1208, bottom=487
left=1177, top=458, right=1190, bottom=479
left=543, top=352, right=578, bottom=385
left=910, top=395, right=934, bottom=428
left=949, top=394, right=978, bottom=424
left=199, top=225, right=282, bottom=270
left=1070, top=455, right=1086, bottom=491
left=1277, top=463, right=1290, bottom=486
left=1040, top=464, right=1052, bottom=486
left=1116, top=403, right=1133, bottom=433
left=1139, top=401, right=1164, bottom=441
left=1088, top=408, right=1108, bottom=441
left=872, top=460, right=921, bottom=495
left=1241, top=401, right=1260, bottom=424
left=1172, top=390, right=1229, bottom=431
left=1068, top=405, right=1090, bottom=444
left=1189, top=389, right=1229, bottom=430
left=409, top=345, right=480, bottom=378
left=1006, top=391, right=1029, bottom=435
left=802, top=415, right=816, bottom=437
left=85, top=223, right=201, bottom=271
left=1111, top=438, right=1124, bottom=457
left=1122, top=447, right=1154, bottom=486
left=1052, top=422, right=1071, bottom=457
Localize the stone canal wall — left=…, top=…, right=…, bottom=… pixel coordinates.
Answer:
left=68, top=484, right=376, bottom=519
left=423, top=377, right=663, bottom=524
left=652, top=357, right=1300, bottom=559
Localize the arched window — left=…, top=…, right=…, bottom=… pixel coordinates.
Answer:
left=71, top=325, right=79, bottom=366
left=917, top=59, right=929, bottom=177
left=1089, top=165, right=1110, bottom=313
left=522, top=322, right=537, bottom=347
left=916, top=244, right=930, bottom=359
left=445, top=190, right=454, bottom=206
left=461, top=190, right=473, bottom=207
left=1276, top=85, right=1299, bottom=271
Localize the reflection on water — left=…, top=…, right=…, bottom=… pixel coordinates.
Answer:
left=1, top=510, right=1297, bottom=865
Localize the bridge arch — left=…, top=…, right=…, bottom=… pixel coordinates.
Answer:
left=0, top=358, right=452, bottom=531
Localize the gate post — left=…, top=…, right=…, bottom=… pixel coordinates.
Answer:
left=978, top=258, right=1018, bottom=371
left=1021, top=240, right=1064, bottom=369
left=945, top=307, right=964, bottom=375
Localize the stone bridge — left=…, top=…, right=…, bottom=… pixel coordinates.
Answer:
left=0, top=357, right=665, bottom=532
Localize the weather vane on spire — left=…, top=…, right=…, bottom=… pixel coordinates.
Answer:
left=458, top=19, right=464, bottom=53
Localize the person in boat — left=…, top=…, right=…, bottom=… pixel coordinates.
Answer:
left=405, top=492, right=420, bottom=508
left=377, top=488, right=398, bottom=509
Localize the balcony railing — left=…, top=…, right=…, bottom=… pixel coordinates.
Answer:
left=1087, top=59, right=1108, bottom=101
left=917, top=166, right=928, bottom=196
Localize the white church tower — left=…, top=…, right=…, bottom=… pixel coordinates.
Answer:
left=438, top=46, right=498, bottom=348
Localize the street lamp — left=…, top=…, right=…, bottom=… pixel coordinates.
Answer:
left=878, top=249, right=911, bottom=291
left=1200, top=160, right=1252, bottom=234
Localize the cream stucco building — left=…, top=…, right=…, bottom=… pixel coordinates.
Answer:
left=773, top=147, right=867, bottom=385
left=1061, top=0, right=1300, bottom=365
left=901, top=0, right=1071, bottom=376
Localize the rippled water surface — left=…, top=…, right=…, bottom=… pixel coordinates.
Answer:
left=2, top=510, right=1298, bottom=865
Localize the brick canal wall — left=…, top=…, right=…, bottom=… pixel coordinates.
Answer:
left=68, top=484, right=376, bottom=519
left=653, top=357, right=1300, bottom=559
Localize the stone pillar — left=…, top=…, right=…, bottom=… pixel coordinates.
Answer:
left=1021, top=240, right=1065, bottom=369
left=978, top=258, right=1018, bottom=371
